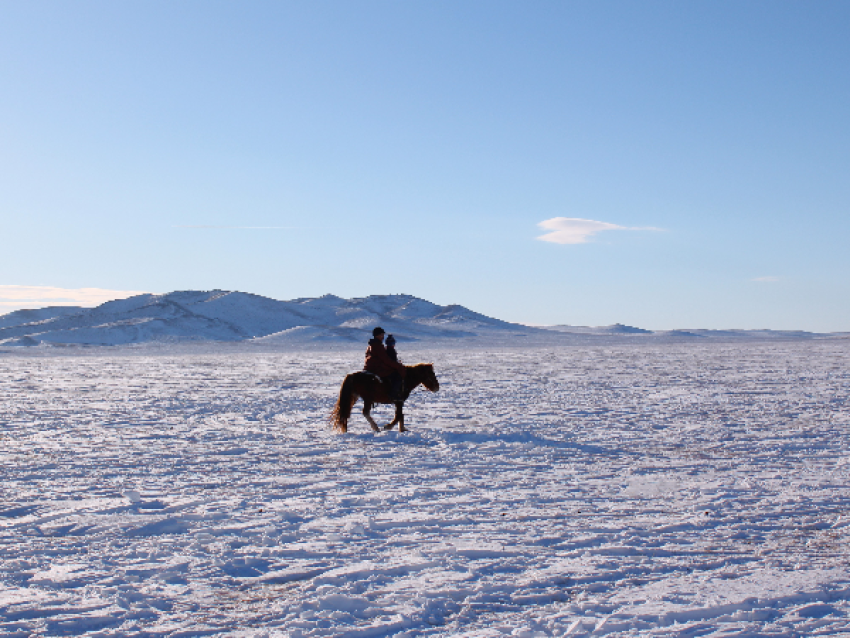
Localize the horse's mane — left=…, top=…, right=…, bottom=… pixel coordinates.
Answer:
left=404, top=362, right=434, bottom=381
left=405, top=362, right=438, bottom=392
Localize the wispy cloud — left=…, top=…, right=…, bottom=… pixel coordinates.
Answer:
left=752, top=276, right=780, bottom=283
left=0, top=285, right=150, bottom=312
left=173, top=225, right=304, bottom=230
left=536, top=217, right=662, bottom=244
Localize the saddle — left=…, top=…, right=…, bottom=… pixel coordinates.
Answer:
left=358, top=370, right=404, bottom=401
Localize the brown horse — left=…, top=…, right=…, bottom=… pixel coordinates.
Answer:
left=330, top=363, right=439, bottom=433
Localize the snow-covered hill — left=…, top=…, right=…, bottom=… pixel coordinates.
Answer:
left=2, top=290, right=845, bottom=347
left=0, top=291, right=535, bottom=347
left=0, top=306, right=86, bottom=329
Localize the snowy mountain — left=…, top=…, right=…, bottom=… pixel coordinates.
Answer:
left=0, top=305, right=86, bottom=329
left=1, top=290, right=844, bottom=347
left=0, top=290, right=536, bottom=347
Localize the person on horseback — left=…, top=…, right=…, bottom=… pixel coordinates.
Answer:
left=385, top=333, right=398, bottom=362
left=364, top=327, right=406, bottom=401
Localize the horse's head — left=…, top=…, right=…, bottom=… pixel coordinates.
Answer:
left=418, top=363, right=439, bottom=392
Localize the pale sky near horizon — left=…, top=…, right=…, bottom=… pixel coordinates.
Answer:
left=2, top=1, right=849, bottom=331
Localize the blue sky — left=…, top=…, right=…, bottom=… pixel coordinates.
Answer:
left=2, top=1, right=849, bottom=331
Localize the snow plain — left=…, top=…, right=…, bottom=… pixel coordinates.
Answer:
left=1, top=339, right=850, bottom=637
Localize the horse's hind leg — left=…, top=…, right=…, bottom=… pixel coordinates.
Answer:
left=362, top=402, right=380, bottom=433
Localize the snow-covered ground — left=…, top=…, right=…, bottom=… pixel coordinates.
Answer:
left=1, top=340, right=849, bottom=637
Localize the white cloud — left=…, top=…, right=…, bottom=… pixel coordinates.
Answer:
left=536, top=217, right=661, bottom=244
left=0, top=285, right=150, bottom=312
left=752, top=276, right=780, bottom=283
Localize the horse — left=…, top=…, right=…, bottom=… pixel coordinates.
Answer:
left=330, top=363, right=439, bottom=433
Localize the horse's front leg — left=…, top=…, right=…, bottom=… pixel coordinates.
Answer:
left=397, top=405, right=406, bottom=432
left=362, top=401, right=380, bottom=432
left=384, top=403, right=406, bottom=432
left=383, top=402, right=403, bottom=431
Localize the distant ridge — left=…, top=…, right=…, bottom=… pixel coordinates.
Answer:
left=539, top=325, right=840, bottom=340
left=0, top=306, right=86, bottom=329
left=542, top=323, right=653, bottom=335
left=0, top=291, right=535, bottom=347
left=0, top=290, right=843, bottom=347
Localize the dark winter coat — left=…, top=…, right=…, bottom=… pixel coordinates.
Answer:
left=364, top=339, right=406, bottom=378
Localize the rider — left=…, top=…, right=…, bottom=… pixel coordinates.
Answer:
left=385, top=334, right=399, bottom=362
left=364, top=327, right=406, bottom=401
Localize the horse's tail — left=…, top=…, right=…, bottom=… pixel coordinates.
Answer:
left=330, top=374, right=358, bottom=433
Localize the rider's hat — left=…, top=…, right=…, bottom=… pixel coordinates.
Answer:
left=372, top=327, right=385, bottom=337
left=386, top=334, right=396, bottom=346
